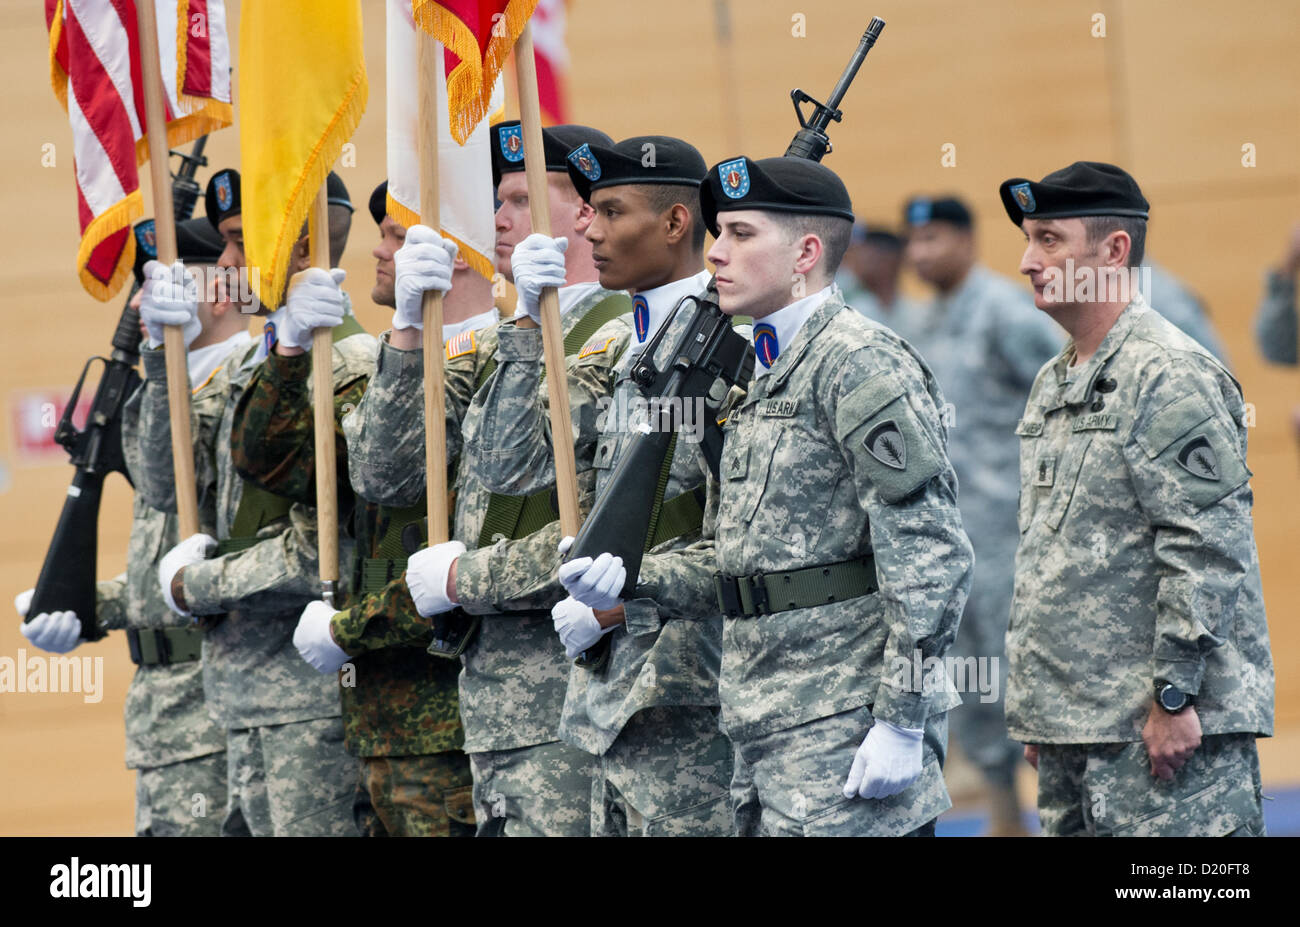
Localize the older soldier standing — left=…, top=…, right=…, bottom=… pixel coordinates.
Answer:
left=1001, top=161, right=1274, bottom=836
left=576, top=157, right=974, bottom=836
left=902, top=195, right=1062, bottom=834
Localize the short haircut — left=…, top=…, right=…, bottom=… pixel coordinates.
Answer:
left=639, top=183, right=706, bottom=251
left=770, top=212, right=854, bottom=281
left=1081, top=214, right=1146, bottom=268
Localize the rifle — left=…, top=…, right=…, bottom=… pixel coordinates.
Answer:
left=565, top=20, right=886, bottom=669
left=25, top=137, right=209, bottom=639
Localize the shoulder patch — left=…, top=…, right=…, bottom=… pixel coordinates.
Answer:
left=577, top=335, right=617, bottom=359
left=445, top=330, right=476, bottom=360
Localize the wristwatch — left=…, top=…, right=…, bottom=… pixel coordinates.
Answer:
left=1155, top=680, right=1195, bottom=714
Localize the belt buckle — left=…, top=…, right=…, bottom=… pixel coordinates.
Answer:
left=714, top=573, right=742, bottom=618
left=745, top=572, right=769, bottom=616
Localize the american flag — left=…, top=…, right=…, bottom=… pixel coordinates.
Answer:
left=46, top=0, right=231, bottom=300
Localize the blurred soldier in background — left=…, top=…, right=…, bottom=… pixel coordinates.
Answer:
left=835, top=222, right=925, bottom=344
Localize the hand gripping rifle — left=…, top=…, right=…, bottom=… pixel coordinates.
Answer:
left=25, top=137, right=209, bottom=639
left=565, top=19, right=886, bottom=669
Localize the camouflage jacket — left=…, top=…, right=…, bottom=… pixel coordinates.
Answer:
left=1006, top=296, right=1274, bottom=744
left=93, top=502, right=227, bottom=769
left=129, top=307, right=377, bottom=728
left=346, top=284, right=633, bottom=753
left=86, top=381, right=227, bottom=768
left=468, top=279, right=726, bottom=756
left=228, top=326, right=485, bottom=758
left=1254, top=269, right=1297, bottom=366
left=670, top=292, right=973, bottom=741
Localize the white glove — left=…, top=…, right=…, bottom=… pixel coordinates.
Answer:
left=14, top=587, right=34, bottom=619
left=843, top=719, right=925, bottom=800
left=552, top=596, right=615, bottom=659
left=393, top=225, right=458, bottom=330
left=510, top=233, right=568, bottom=323
left=293, top=600, right=352, bottom=674
left=158, top=533, right=217, bottom=617
left=557, top=551, right=626, bottom=612
left=406, top=540, right=466, bottom=617
left=140, top=260, right=201, bottom=349
left=278, top=267, right=347, bottom=349
left=20, top=611, right=84, bottom=653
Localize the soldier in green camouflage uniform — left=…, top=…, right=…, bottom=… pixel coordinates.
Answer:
left=480, top=136, right=735, bottom=836
left=606, top=157, right=974, bottom=836
left=133, top=169, right=367, bottom=836
left=227, top=182, right=511, bottom=837
left=998, top=161, right=1274, bottom=836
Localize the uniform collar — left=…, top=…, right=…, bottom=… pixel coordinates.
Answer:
left=510, top=280, right=607, bottom=322
left=442, top=306, right=500, bottom=342
left=1048, top=293, right=1148, bottom=409
left=752, top=285, right=836, bottom=378
left=188, top=330, right=252, bottom=388
left=630, top=269, right=713, bottom=347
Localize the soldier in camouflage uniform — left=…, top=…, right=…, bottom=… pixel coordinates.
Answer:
left=339, top=123, right=631, bottom=836
left=578, top=157, right=974, bottom=836
left=16, top=217, right=240, bottom=836
left=228, top=183, right=504, bottom=836
left=902, top=195, right=1062, bottom=834
left=483, top=135, right=735, bottom=836
left=133, top=169, right=368, bottom=836
left=999, top=161, right=1274, bottom=836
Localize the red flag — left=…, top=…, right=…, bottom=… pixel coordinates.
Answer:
left=413, top=0, right=538, bottom=143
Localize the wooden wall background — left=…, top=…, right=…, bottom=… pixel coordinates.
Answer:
left=1, top=0, right=1296, bottom=834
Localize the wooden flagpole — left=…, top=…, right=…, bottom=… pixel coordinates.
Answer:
left=513, top=21, right=581, bottom=538
left=308, top=186, right=339, bottom=605
left=417, top=29, right=450, bottom=544
left=136, top=0, right=200, bottom=539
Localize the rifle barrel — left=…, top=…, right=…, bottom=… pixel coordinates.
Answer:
left=826, top=18, right=885, bottom=112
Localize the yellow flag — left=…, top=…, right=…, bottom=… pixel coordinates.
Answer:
left=239, top=0, right=367, bottom=309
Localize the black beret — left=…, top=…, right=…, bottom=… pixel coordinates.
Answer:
left=491, top=120, right=614, bottom=189
left=700, top=156, right=854, bottom=236
left=204, top=167, right=241, bottom=231
left=325, top=171, right=353, bottom=213
left=369, top=180, right=388, bottom=226
left=132, top=216, right=226, bottom=284
left=566, top=135, right=707, bottom=203
left=1000, top=161, right=1149, bottom=226
left=903, top=196, right=972, bottom=229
